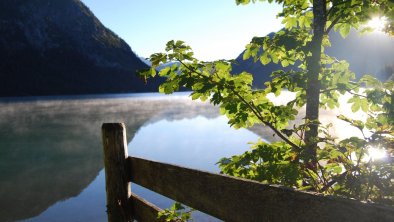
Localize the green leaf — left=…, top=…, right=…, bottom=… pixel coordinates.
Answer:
left=271, top=53, right=279, bottom=64
left=159, top=66, right=171, bottom=77
left=151, top=68, right=157, bottom=77
left=243, top=47, right=251, bottom=60
left=260, top=53, right=271, bottom=65
left=360, top=99, right=368, bottom=112
left=360, top=75, right=382, bottom=88
left=236, top=0, right=251, bottom=5
left=283, top=16, right=297, bottom=29
left=325, top=163, right=343, bottom=174
left=281, top=59, right=289, bottom=67
left=339, top=24, right=351, bottom=38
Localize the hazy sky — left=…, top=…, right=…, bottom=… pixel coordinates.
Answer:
left=80, top=0, right=283, bottom=61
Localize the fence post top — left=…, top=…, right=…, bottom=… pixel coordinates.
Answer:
left=102, top=123, right=125, bottom=130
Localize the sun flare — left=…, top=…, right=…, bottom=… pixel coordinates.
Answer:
left=367, top=16, right=388, bottom=33
left=350, top=146, right=388, bottom=163
left=362, top=146, right=388, bottom=162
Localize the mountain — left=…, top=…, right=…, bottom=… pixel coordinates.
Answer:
left=233, top=29, right=394, bottom=88
left=0, top=0, right=162, bottom=97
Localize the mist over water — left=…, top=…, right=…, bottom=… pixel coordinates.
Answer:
left=0, top=93, right=261, bottom=222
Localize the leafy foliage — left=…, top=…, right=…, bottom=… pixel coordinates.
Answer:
left=140, top=0, right=394, bottom=206
left=157, top=202, right=193, bottom=222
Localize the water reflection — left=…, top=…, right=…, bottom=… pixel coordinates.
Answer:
left=0, top=93, right=264, bottom=222
left=22, top=171, right=107, bottom=222
left=129, top=116, right=259, bottom=172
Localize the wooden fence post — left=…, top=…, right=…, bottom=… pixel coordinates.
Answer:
left=102, top=123, right=132, bottom=222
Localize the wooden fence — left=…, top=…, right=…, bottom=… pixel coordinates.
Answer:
left=102, top=123, right=394, bottom=222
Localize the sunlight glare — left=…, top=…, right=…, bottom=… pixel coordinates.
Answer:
left=367, top=16, right=388, bottom=33
left=363, top=146, right=388, bottom=162
left=350, top=146, right=388, bottom=163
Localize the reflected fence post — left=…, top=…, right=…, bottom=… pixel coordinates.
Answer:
left=102, top=123, right=132, bottom=222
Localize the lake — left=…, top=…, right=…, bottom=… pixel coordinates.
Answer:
left=0, top=92, right=274, bottom=222
left=0, top=91, right=364, bottom=222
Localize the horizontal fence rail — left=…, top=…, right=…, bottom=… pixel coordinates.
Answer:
left=102, top=123, right=394, bottom=222
left=128, top=156, right=394, bottom=222
left=129, top=193, right=164, bottom=222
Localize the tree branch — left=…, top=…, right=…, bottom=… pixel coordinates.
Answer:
left=321, top=171, right=347, bottom=192
left=176, top=59, right=302, bottom=151
left=325, top=15, right=341, bottom=34
left=325, top=3, right=362, bottom=34
left=230, top=88, right=302, bottom=151
left=319, top=82, right=359, bottom=93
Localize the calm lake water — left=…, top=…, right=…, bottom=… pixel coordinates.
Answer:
left=0, top=92, right=274, bottom=222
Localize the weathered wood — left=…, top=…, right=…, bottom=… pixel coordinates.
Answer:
left=129, top=193, right=166, bottom=222
left=102, top=123, right=132, bottom=222
left=128, top=156, right=394, bottom=222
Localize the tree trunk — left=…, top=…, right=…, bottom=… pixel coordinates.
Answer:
left=304, top=0, right=326, bottom=167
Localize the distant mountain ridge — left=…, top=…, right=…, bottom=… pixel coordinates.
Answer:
left=0, top=0, right=161, bottom=97
left=233, top=29, right=394, bottom=88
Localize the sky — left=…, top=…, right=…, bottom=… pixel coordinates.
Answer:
left=80, top=0, right=283, bottom=61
